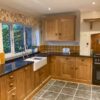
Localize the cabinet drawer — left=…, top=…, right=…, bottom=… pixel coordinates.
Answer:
left=8, top=88, right=16, bottom=100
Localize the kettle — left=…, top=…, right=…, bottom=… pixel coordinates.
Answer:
left=62, top=48, right=70, bottom=54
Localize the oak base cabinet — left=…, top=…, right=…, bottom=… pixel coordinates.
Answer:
left=50, top=56, right=92, bottom=84
left=8, top=89, right=16, bottom=100
left=60, top=57, right=76, bottom=81
left=34, top=63, right=50, bottom=88
left=76, top=57, right=92, bottom=83
left=0, top=76, right=7, bottom=100
left=0, top=62, right=50, bottom=100
left=50, top=56, right=62, bottom=78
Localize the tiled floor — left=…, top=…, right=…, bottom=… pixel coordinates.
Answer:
left=33, top=79, right=100, bottom=100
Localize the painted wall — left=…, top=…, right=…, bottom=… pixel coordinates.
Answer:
left=80, top=11, right=100, bottom=56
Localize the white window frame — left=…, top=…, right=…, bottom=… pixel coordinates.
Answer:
left=1, top=22, right=33, bottom=61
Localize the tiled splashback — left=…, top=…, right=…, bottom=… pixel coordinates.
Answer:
left=0, top=9, right=38, bottom=27
left=38, top=45, right=80, bottom=53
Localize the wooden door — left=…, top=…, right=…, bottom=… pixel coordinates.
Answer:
left=50, top=56, right=62, bottom=78
left=76, top=57, right=92, bottom=84
left=30, top=65, right=35, bottom=90
left=24, top=65, right=32, bottom=95
left=91, top=33, right=100, bottom=53
left=0, top=76, right=7, bottom=100
left=34, top=70, right=40, bottom=88
left=44, top=18, right=58, bottom=41
left=58, top=16, right=75, bottom=41
left=16, top=68, right=25, bottom=100
left=60, top=57, right=76, bottom=81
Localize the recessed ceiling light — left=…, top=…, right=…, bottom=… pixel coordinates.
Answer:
left=92, top=1, right=96, bottom=5
left=48, top=7, right=51, bottom=11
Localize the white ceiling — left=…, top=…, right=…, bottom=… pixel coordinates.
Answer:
left=0, top=0, right=100, bottom=16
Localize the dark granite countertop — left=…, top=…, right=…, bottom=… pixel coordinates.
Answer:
left=0, top=59, right=33, bottom=77
left=35, top=52, right=93, bottom=58
left=0, top=52, right=92, bottom=77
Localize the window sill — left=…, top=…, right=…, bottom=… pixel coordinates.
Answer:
left=5, top=49, right=34, bottom=61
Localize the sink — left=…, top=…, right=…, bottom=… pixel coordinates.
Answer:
left=24, top=57, right=47, bottom=71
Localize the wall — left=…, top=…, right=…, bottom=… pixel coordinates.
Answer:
left=0, top=9, right=38, bottom=26
left=0, top=9, right=38, bottom=53
left=80, top=11, right=100, bottom=56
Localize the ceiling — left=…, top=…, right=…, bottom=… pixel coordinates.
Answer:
left=0, top=0, right=99, bottom=16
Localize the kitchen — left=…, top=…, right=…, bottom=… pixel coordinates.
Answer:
left=0, top=0, right=100, bottom=100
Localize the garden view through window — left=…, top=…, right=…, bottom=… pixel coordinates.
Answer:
left=2, top=23, right=32, bottom=55
left=25, top=27, right=32, bottom=49
left=13, top=24, right=24, bottom=53
left=2, top=23, right=11, bottom=53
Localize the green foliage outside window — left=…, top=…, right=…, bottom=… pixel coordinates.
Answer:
left=13, top=24, right=24, bottom=53
left=2, top=24, right=11, bottom=53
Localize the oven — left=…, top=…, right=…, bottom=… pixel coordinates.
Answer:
left=93, top=54, right=100, bottom=85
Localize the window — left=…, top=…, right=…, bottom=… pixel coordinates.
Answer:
left=25, top=27, right=32, bottom=49
left=1, top=23, right=33, bottom=59
left=13, top=24, right=24, bottom=53
left=2, top=23, right=11, bottom=53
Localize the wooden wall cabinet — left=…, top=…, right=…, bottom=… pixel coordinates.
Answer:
left=43, top=16, right=75, bottom=41
left=44, top=18, right=58, bottom=41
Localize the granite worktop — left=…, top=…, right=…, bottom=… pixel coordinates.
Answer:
left=0, top=52, right=92, bottom=77
left=35, top=52, right=93, bottom=58
left=0, top=58, right=33, bottom=77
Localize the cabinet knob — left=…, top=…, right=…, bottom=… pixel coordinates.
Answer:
left=75, top=67, right=78, bottom=70
left=59, top=33, right=61, bottom=36
left=71, top=67, right=74, bottom=70
left=25, top=67, right=28, bottom=70
left=12, top=93, right=16, bottom=96
left=9, top=75, right=14, bottom=79
left=65, top=58, right=69, bottom=60
left=55, top=33, right=58, bottom=36
left=81, top=59, right=85, bottom=62
left=9, top=83, right=14, bottom=87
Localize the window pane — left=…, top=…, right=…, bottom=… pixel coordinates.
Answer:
left=13, top=24, right=24, bottom=53
left=2, top=23, right=11, bottom=53
left=25, top=27, right=32, bottom=49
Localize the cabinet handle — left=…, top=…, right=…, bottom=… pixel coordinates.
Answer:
left=81, top=59, right=85, bottom=62
left=9, top=75, right=14, bottom=79
left=71, top=67, right=74, bottom=70
left=59, top=33, right=61, bottom=36
left=65, top=58, right=69, bottom=60
left=75, top=67, right=78, bottom=70
left=55, top=33, right=58, bottom=36
left=9, top=83, right=14, bottom=87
